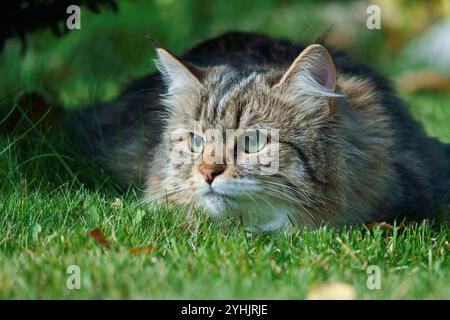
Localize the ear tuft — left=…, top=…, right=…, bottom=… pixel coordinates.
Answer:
left=155, top=48, right=203, bottom=93
left=275, top=44, right=339, bottom=98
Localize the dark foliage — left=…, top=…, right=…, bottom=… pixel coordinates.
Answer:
left=1, top=0, right=118, bottom=48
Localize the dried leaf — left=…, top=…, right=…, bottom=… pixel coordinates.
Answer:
left=129, top=246, right=154, bottom=255
left=306, top=282, right=355, bottom=300
left=89, top=228, right=111, bottom=249
left=365, top=221, right=395, bottom=231
left=399, top=221, right=418, bottom=229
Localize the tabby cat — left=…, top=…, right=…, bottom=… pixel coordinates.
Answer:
left=74, top=32, right=450, bottom=231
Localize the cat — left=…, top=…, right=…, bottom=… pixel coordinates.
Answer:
left=72, top=32, right=450, bottom=232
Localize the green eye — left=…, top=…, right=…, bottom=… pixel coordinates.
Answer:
left=190, top=134, right=204, bottom=153
left=243, top=130, right=267, bottom=153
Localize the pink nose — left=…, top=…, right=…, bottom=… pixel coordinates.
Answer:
left=199, top=165, right=226, bottom=184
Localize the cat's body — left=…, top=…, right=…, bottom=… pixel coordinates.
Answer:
left=73, top=32, right=450, bottom=231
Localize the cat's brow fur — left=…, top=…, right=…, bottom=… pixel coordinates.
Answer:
left=72, top=32, right=450, bottom=230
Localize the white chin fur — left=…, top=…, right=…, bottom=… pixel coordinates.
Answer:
left=196, top=177, right=294, bottom=231
left=199, top=193, right=232, bottom=217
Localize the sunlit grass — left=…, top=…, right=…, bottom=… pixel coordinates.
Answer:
left=0, top=0, right=448, bottom=299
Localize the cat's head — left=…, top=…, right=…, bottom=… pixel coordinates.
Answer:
left=150, top=44, right=343, bottom=229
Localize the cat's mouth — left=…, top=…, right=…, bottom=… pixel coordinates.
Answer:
left=203, top=187, right=227, bottom=197
left=196, top=177, right=262, bottom=217
left=198, top=186, right=233, bottom=216
left=196, top=179, right=294, bottom=231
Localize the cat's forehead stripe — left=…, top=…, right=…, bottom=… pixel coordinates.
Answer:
left=216, top=75, right=255, bottom=122
left=202, top=71, right=258, bottom=128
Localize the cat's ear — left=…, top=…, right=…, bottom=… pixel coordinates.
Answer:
left=155, top=48, right=204, bottom=93
left=275, top=44, right=338, bottom=97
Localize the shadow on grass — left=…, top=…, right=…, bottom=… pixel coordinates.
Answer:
left=0, top=93, right=123, bottom=197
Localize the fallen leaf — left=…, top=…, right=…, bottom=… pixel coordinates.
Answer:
left=129, top=246, right=154, bottom=255
left=306, top=282, right=355, bottom=300
left=398, top=221, right=418, bottom=229
left=89, top=228, right=111, bottom=249
left=365, top=221, right=395, bottom=231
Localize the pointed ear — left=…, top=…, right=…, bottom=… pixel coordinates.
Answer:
left=155, top=48, right=204, bottom=93
left=275, top=44, right=338, bottom=97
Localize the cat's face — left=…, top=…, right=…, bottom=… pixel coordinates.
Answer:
left=151, top=45, right=340, bottom=230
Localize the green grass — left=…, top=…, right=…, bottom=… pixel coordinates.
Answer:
left=0, top=102, right=448, bottom=299
left=0, top=0, right=449, bottom=299
left=0, top=181, right=448, bottom=299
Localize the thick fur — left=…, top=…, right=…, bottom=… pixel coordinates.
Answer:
left=72, top=32, right=450, bottom=231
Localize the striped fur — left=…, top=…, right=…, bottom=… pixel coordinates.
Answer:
left=73, top=32, right=450, bottom=231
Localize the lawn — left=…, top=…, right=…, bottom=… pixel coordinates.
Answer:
left=0, top=1, right=449, bottom=299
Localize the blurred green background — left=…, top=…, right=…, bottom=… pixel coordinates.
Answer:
left=0, top=0, right=449, bottom=108
left=0, top=0, right=449, bottom=299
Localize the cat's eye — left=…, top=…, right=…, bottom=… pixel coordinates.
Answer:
left=243, top=130, right=267, bottom=153
left=190, top=133, right=205, bottom=153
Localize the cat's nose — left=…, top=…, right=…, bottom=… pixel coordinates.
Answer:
left=199, top=164, right=226, bottom=184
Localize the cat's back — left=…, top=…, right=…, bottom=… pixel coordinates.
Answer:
left=182, top=31, right=302, bottom=68
left=181, top=31, right=391, bottom=90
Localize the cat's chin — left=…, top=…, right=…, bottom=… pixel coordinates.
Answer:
left=197, top=188, right=296, bottom=232
left=198, top=192, right=233, bottom=218
left=196, top=177, right=262, bottom=218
